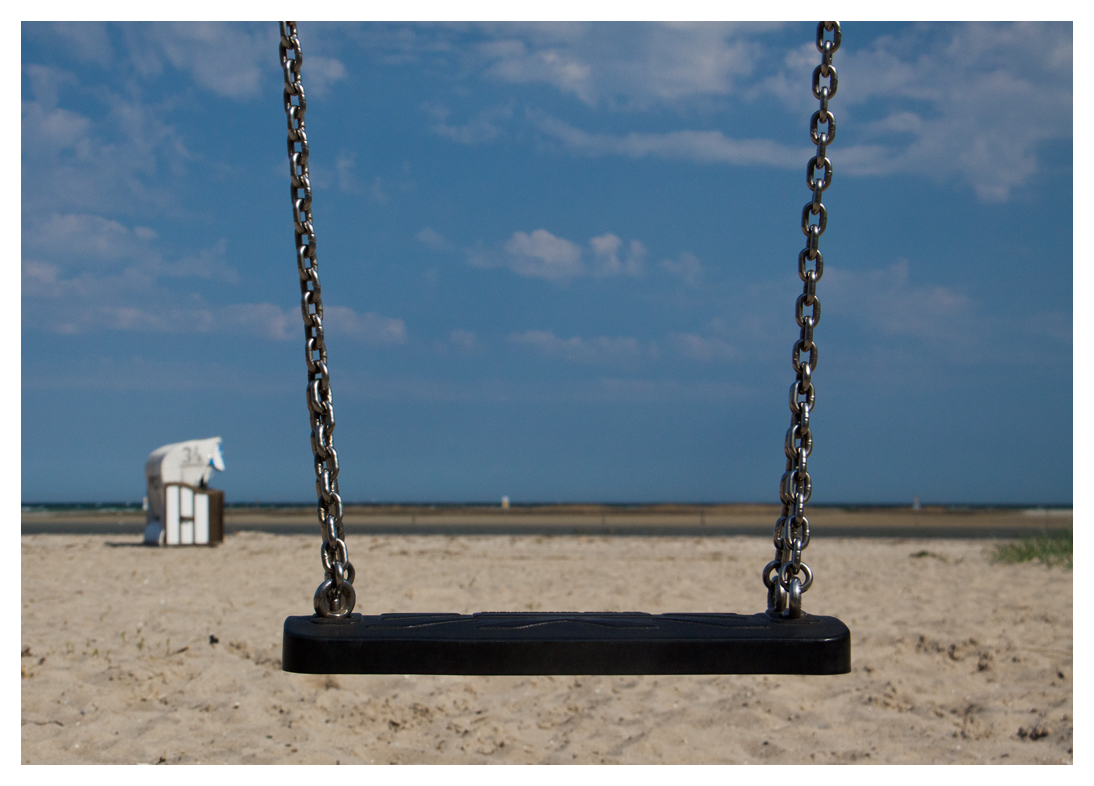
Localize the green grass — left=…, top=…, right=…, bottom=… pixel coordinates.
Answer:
left=992, top=530, right=1072, bottom=569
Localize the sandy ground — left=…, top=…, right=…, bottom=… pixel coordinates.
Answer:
left=21, top=531, right=1072, bottom=764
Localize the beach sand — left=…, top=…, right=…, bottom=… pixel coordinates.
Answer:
left=21, top=531, right=1072, bottom=764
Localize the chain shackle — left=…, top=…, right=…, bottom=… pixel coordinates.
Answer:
left=767, top=22, right=839, bottom=619
left=280, top=22, right=355, bottom=618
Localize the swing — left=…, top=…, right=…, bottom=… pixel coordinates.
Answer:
left=279, top=22, right=851, bottom=676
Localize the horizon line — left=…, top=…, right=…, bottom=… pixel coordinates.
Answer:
left=21, top=500, right=1075, bottom=510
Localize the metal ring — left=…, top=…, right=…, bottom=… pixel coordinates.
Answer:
left=816, top=21, right=841, bottom=53
left=812, top=64, right=838, bottom=100
left=306, top=379, right=324, bottom=413
left=789, top=379, right=816, bottom=414
left=787, top=578, right=802, bottom=617
left=801, top=201, right=828, bottom=236
left=784, top=425, right=799, bottom=459
left=320, top=540, right=349, bottom=572
left=322, top=514, right=338, bottom=543
left=781, top=517, right=798, bottom=552
left=316, top=474, right=333, bottom=503
left=792, top=339, right=819, bottom=374
left=810, top=109, right=836, bottom=146
left=807, top=155, right=832, bottom=192
left=797, top=563, right=814, bottom=593
left=799, top=359, right=813, bottom=390
left=762, top=560, right=780, bottom=590
left=772, top=520, right=786, bottom=550
left=797, top=474, right=813, bottom=505
left=774, top=582, right=788, bottom=613
left=798, top=248, right=824, bottom=281
left=792, top=517, right=811, bottom=551
left=314, top=578, right=356, bottom=617
left=788, top=425, right=813, bottom=459
left=327, top=494, right=343, bottom=525
left=805, top=224, right=821, bottom=254
left=325, top=447, right=340, bottom=477
left=796, top=293, right=822, bottom=327
left=780, top=471, right=797, bottom=505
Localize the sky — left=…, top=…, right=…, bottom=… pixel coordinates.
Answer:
left=20, top=20, right=1073, bottom=505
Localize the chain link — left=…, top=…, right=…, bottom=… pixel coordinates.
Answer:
left=765, top=21, right=839, bottom=619
left=280, top=22, right=356, bottom=618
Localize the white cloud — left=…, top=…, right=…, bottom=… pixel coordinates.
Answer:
left=323, top=306, right=407, bottom=345
left=30, top=302, right=283, bottom=339
left=21, top=261, right=61, bottom=297
left=21, top=102, right=90, bottom=152
left=324, top=153, right=390, bottom=202
left=480, top=38, right=594, bottom=105
left=417, top=227, right=451, bottom=251
left=305, top=56, right=348, bottom=96
left=510, top=330, right=645, bottom=365
left=590, top=234, right=644, bottom=277
left=137, top=22, right=280, bottom=100
left=425, top=103, right=513, bottom=144
left=505, top=229, right=583, bottom=280
left=22, top=80, right=186, bottom=216
left=487, top=229, right=586, bottom=282
left=222, top=303, right=294, bottom=340
left=484, top=23, right=1066, bottom=202
left=22, top=355, right=297, bottom=394
left=314, top=22, right=1067, bottom=201
left=769, top=23, right=1072, bottom=202
left=17, top=211, right=377, bottom=344
left=22, top=24, right=326, bottom=219
left=668, top=333, right=737, bottom=363
left=506, top=326, right=743, bottom=369
left=474, top=22, right=773, bottom=108
left=30, top=213, right=145, bottom=264
left=530, top=110, right=805, bottom=167
left=42, top=22, right=114, bottom=67
left=22, top=287, right=406, bottom=345
left=824, top=259, right=976, bottom=345
left=336, top=152, right=358, bottom=193
left=369, top=176, right=389, bottom=205
left=160, top=240, right=237, bottom=282
left=324, top=22, right=779, bottom=109
left=23, top=63, right=78, bottom=109
left=23, top=213, right=237, bottom=284
left=471, top=229, right=651, bottom=282
left=660, top=252, right=703, bottom=286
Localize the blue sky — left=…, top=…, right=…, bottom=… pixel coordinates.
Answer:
left=20, top=21, right=1073, bottom=504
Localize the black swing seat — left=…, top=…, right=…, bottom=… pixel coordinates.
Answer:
left=282, top=611, right=850, bottom=675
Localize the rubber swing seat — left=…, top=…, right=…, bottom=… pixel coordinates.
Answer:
left=282, top=611, right=851, bottom=675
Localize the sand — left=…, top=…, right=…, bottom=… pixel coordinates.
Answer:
left=21, top=531, right=1072, bottom=764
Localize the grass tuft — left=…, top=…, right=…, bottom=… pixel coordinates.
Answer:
left=992, top=530, right=1072, bottom=569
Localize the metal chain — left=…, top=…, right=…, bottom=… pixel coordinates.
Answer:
left=279, top=21, right=356, bottom=618
left=764, top=21, right=840, bottom=619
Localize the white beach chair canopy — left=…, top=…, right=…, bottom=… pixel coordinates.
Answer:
left=145, top=437, right=225, bottom=488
